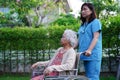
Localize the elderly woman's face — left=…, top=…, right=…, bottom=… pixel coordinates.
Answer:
left=61, top=34, right=69, bottom=46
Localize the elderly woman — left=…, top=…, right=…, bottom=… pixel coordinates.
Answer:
left=31, top=29, right=78, bottom=80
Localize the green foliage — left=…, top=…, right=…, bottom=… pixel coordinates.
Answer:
left=0, top=14, right=119, bottom=56
left=0, top=25, right=79, bottom=50
left=0, top=12, right=23, bottom=27
left=0, top=27, right=48, bottom=50
left=83, top=0, right=120, bottom=18
left=0, top=0, right=43, bottom=18
left=0, top=27, right=47, bottom=39
left=100, top=76, right=116, bottom=80
left=0, top=74, right=115, bottom=80
left=0, top=74, right=29, bottom=80
left=102, top=15, right=120, bottom=46
left=0, top=0, right=57, bottom=27
left=51, top=14, right=80, bottom=26
left=101, top=15, right=120, bottom=56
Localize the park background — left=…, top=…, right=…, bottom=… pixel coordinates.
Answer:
left=0, top=0, right=120, bottom=80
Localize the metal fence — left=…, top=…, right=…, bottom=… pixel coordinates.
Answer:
left=0, top=49, right=57, bottom=73
left=0, top=39, right=119, bottom=74
left=0, top=49, right=119, bottom=74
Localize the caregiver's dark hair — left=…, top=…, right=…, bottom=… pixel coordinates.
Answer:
left=80, top=3, right=97, bottom=25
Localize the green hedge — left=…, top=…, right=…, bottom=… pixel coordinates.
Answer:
left=101, top=15, right=120, bottom=48
left=0, top=15, right=119, bottom=56
left=0, top=25, right=79, bottom=50
left=101, top=15, right=120, bottom=56
left=51, top=14, right=80, bottom=26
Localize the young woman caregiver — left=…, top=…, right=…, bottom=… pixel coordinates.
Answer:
left=78, top=3, right=102, bottom=80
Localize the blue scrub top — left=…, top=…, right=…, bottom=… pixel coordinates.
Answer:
left=78, top=19, right=102, bottom=60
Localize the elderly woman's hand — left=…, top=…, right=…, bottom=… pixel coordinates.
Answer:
left=31, top=62, right=39, bottom=69
left=43, top=67, right=54, bottom=75
left=31, top=62, right=44, bottom=69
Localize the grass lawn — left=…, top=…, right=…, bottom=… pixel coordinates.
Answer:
left=0, top=74, right=30, bottom=80
left=100, top=76, right=116, bottom=80
left=0, top=74, right=116, bottom=80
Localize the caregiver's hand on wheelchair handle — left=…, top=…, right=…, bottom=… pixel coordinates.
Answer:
left=84, top=50, right=91, bottom=56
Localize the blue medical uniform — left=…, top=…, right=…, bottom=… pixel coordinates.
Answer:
left=78, top=19, right=102, bottom=80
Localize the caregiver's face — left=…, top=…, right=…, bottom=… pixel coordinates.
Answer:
left=81, top=5, right=92, bottom=18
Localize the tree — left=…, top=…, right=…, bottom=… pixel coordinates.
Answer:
left=0, top=0, right=61, bottom=27
left=26, top=0, right=59, bottom=27
left=82, top=0, right=119, bottom=18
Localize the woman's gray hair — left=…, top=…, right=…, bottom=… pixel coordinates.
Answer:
left=63, top=29, right=78, bottom=48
